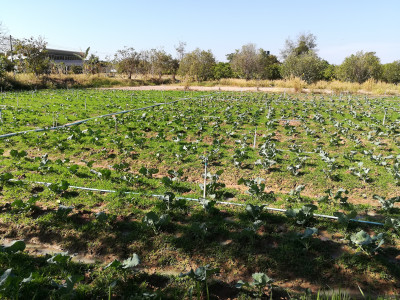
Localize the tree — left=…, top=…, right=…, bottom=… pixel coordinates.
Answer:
left=0, top=22, right=8, bottom=55
left=228, top=44, right=281, bottom=80
left=14, top=36, right=50, bottom=76
left=337, top=51, right=382, bottom=83
left=281, top=51, right=326, bottom=83
left=78, top=47, right=90, bottom=74
left=149, top=49, right=177, bottom=79
left=258, top=49, right=281, bottom=80
left=280, top=32, right=318, bottom=60
left=213, top=62, right=234, bottom=80
left=86, top=54, right=100, bottom=74
left=175, top=41, right=186, bottom=62
left=228, top=44, right=260, bottom=80
left=137, top=50, right=152, bottom=78
left=382, top=61, right=400, bottom=84
left=178, top=48, right=216, bottom=81
left=114, top=47, right=139, bottom=79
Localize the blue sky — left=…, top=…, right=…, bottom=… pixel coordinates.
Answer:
left=1, top=0, right=399, bottom=64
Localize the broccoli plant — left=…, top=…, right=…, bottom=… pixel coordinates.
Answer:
left=11, top=195, right=38, bottom=212
left=333, top=211, right=357, bottom=230
left=142, top=211, right=170, bottom=233
left=254, top=157, right=277, bottom=172
left=232, top=148, right=249, bottom=168
left=238, top=177, right=275, bottom=202
left=344, top=150, right=358, bottom=162
left=287, top=164, right=302, bottom=176
left=0, top=172, right=13, bottom=185
left=47, top=180, right=70, bottom=195
left=199, top=170, right=226, bottom=200
left=245, top=204, right=266, bottom=221
left=285, top=204, right=317, bottom=225
left=157, top=192, right=187, bottom=211
left=1, top=240, right=26, bottom=253
left=373, top=195, right=400, bottom=212
left=104, top=254, right=141, bottom=270
left=388, top=163, right=400, bottom=186
left=349, top=162, right=371, bottom=183
left=179, top=265, right=219, bottom=300
left=199, top=198, right=219, bottom=215
left=318, top=188, right=349, bottom=206
left=288, top=185, right=305, bottom=202
left=350, top=230, right=384, bottom=255
left=320, top=153, right=339, bottom=179
left=10, top=149, right=27, bottom=160
left=236, top=272, right=274, bottom=299
left=90, top=168, right=112, bottom=180
left=385, top=217, right=400, bottom=234
left=297, top=227, right=319, bottom=250
left=139, top=166, right=159, bottom=178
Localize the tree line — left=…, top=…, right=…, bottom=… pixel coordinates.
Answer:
left=1, top=29, right=400, bottom=85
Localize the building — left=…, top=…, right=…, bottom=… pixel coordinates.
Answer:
left=46, top=48, right=84, bottom=67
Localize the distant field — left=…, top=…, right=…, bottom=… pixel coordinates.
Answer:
left=0, top=89, right=400, bottom=298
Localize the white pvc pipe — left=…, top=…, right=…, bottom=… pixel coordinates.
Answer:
left=8, top=179, right=384, bottom=226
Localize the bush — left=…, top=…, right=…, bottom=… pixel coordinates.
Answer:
left=281, top=51, right=326, bottom=83
left=337, top=51, right=382, bottom=83
left=382, top=61, right=400, bottom=84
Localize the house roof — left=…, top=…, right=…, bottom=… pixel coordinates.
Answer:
left=46, top=48, right=84, bottom=59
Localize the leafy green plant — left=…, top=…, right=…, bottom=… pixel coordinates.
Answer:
left=48, top=180, right=70, bottom=194
left=318, top=188, right=349, bottom=205
left=288, top=185, right=305, bottom=202
left=0, top=172, right=13, bottom=184
left=333, top=211, right=357, bottom=230
left=11, top=195, right=38, bottom=211
left=350, top=230, right=384, bottom=254
left=1, top=240, right=26, bottom=253
left=238, top=177, right=274, bottom=202
left=142, top=211, right=170, bottom=233
left=10, top=149, right=27, bottom=159
left=236, top=272, right=274, bottom=298
left=90, top=168, right=112, bottom=180
left=385, top=217, right=400, bottom=234
left=349, top=162, right=371, bottom=183
left=199, top=198, right=219, bottom=214
left=285, top=204, right=317, bottom=225
left=374, top=194, right=400, bottom=212
left=105, top=254, right=141, bottom=270
left=232, top=148, right=249, bottom=168
left=56, top=205, right=74, bottom=218
left=179, top=265, right=219, bottom=300
left=199, top=170, right=225, bottom=200
left=245, top=204, right=266, bottom=221
left=297, top=227, right=318, bottom=250
left=139, top=166, right=159, bottom=178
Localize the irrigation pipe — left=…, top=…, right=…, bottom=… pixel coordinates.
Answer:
left=0, top=100, right=182, bottom=139
left=0, top=92, right=219, bottom=140
left=8, top=179, right=384, bottom=226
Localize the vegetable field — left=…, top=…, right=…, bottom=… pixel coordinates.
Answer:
left=1, top=89, right=400, bottom=299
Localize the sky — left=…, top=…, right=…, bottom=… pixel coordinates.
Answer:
left=1, top=0, right=399, bottom=65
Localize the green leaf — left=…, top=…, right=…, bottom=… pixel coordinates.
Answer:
left=47, top=252, right=71, bottom=265
left=1, top=240, right=26, bottom=253
left=104, top=259, right=122, bottom=269
left=0, top=269, right=13, bottom=287
left=122, top=254, right=140, bottom=269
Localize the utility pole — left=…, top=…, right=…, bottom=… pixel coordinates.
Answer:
left=9, top=35, right=13, bottom=63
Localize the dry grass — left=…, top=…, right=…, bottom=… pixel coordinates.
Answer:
left=7, top=73, right=174, bottom=89
left=209, top=78, right=400, bottom=95
left=5, top=73, right=400, bottom=95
